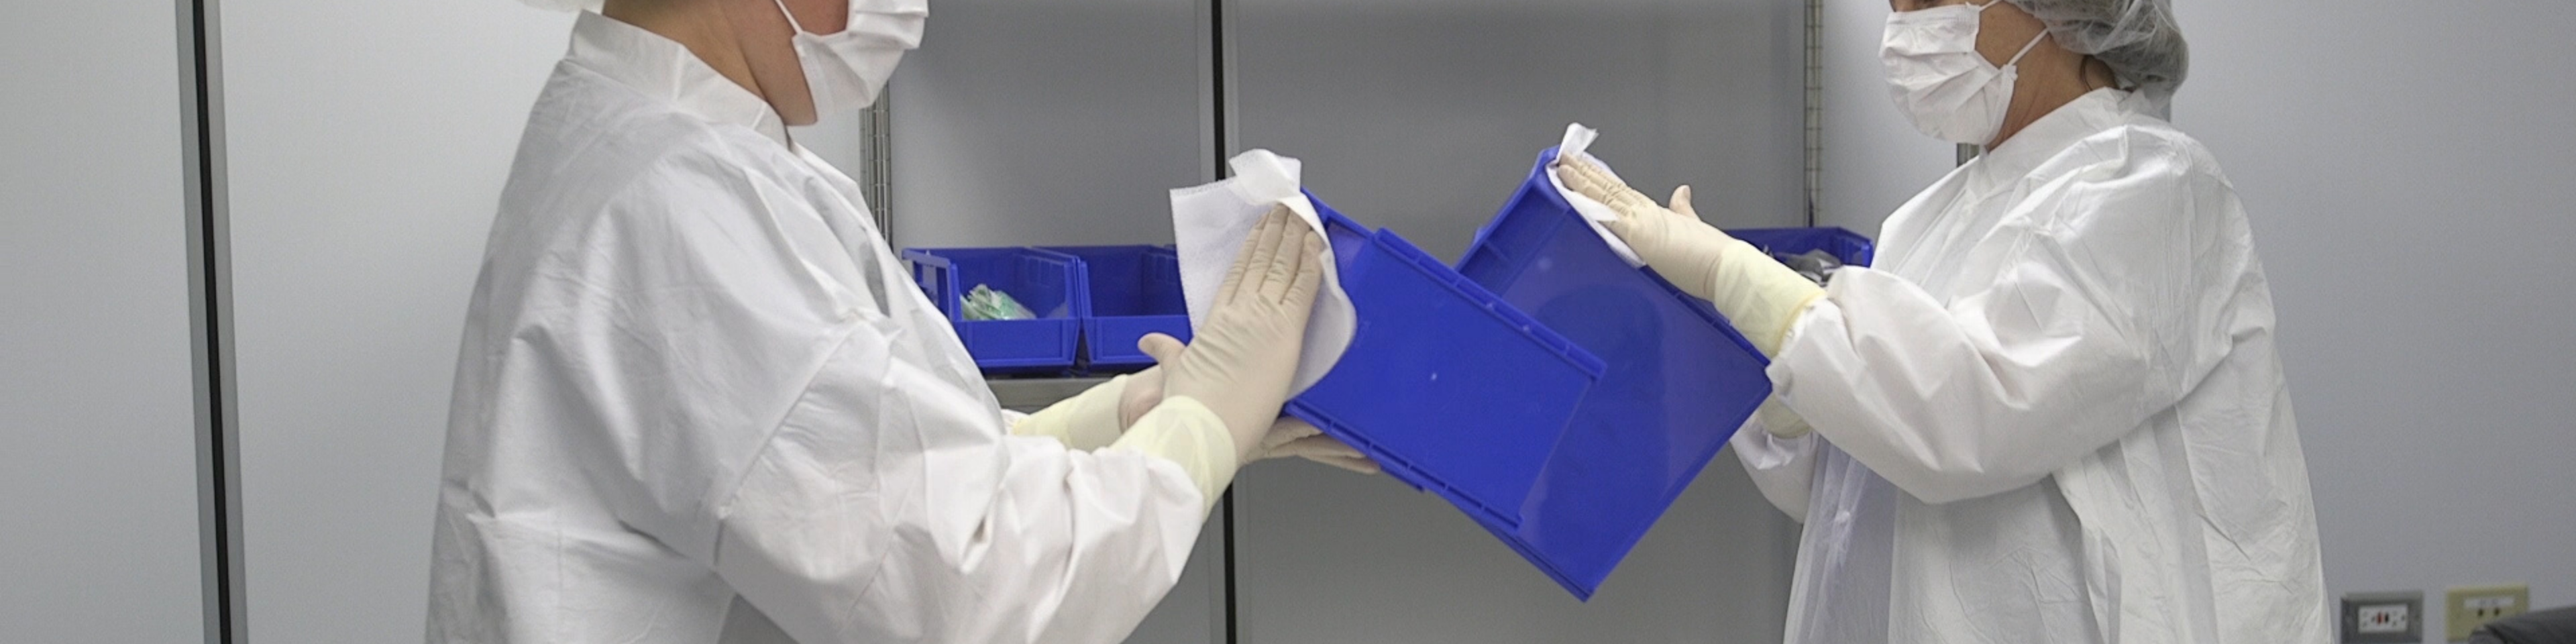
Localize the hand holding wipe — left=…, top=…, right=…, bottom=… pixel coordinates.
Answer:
left=1139, top=208, right=1326, bottom=462
left=1553, top=155, right=1825, bottom=358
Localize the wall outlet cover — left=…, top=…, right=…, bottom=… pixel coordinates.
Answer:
left=2446, top=584, right=2531, bottom=641
left=2343, top=591, right=2424, bottom=644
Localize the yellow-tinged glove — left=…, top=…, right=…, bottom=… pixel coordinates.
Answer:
left=1008, top=372, right=1244, bottom=512
left=1112, top=397, right=1239, bottom=513
left=1553, top=156, right=1824, bottom=358
left=1134, top=335, right=1377, bottom=474
left=1008, top=371, right=1154, bottom=450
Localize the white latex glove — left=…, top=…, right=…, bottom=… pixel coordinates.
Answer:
left=1138, top=207, right=1325, bottom=462
left=1247, top=417, right=1381, bottom=474
left=1553, top=156, right=1825, bottom=358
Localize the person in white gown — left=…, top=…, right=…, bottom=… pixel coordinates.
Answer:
left=1556, top=0, right=2330, bottom=642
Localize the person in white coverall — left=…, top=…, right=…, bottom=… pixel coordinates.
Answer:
left=425, top=0, right=1368, bottom=641
left=1557, top=0, right=2329, bottom=642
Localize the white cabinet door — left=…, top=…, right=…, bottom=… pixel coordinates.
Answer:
left=1, top=1, right=205, bottom=640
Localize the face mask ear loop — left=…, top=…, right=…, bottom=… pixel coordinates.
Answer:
left=2002, top=30, right=2049, bottom=70
left=770, top=0, right=810, bottom=36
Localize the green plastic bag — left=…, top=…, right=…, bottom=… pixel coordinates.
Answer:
left=963, top=284, right=1036, bottom=321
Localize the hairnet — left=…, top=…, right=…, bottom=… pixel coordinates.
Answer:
left=2004, top=0, right=2188, bottom=103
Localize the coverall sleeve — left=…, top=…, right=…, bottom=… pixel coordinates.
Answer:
left=1770, top=152, right=2225, bottom=504
left=711, top=328, right=1235, bottom=644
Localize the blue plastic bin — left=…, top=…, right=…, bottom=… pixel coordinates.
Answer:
left=1039, top=246, right=1191, bottom=373
left=1446, top=149, right=1873, bottom=599
left=902, top=247, right=1085, bottom=374
left=1282, top=192, right=1610, bottom=548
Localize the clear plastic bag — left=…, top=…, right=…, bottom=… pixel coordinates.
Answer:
left=1774, top=249, right=1843, bottom=285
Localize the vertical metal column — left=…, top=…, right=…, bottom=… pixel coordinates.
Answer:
left=177, top=0, right=245, bottom=641
left=1205, top=1, right=1242, bottom=643
left=863, top=95, right=896, bottom=240
left=1805, top=0, right=1825, bottom=227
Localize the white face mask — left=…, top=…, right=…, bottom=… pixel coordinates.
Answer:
left=1880, top=1, right=2049, bottom=146
left=771, top=0, right=922, bottom=120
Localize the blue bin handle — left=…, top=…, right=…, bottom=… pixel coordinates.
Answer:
left=902, top=250, right=965, bottom=323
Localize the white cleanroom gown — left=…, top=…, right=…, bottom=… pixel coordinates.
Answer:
left=427, top=10, right=1234, bottom=644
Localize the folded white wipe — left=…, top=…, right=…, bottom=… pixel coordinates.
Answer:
left=1167, top=150, right=1358, bottom=394
left=1548, top=123, right=1646, bottom=268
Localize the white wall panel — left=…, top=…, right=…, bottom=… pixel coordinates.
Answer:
left=885, top=1, right=1228, bottom=641
left=2174, top=3, right=2576, bottom=639
left=1819, top=2, right=2576, bottom=641
left=1228, top=1, right=1805, bottom=641
left=1234, top=0, right=1811, bottom=261
left=888, top=0, right=1212, bottom=249
left=1814, top=0, right=1953, bottom=236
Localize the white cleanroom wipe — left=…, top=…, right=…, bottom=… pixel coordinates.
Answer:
left=1546, top=123, right=1648, bottom=268
left=1167, top=150, right=1357, bottom=394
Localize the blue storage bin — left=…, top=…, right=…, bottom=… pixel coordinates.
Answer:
left=1727, top=227, right=1877, bottom=268
left=902, top=247, right=1084, bottom=374
left=1038, top=246, right=1191, bottom=373
left=1447, top=149, right=1783, bottom=599
left=1282, top=192, right=1610, bottom=553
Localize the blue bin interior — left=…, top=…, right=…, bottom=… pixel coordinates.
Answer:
left=1448, top=149, right=1778, bottom=599
left=902, top=247, right=1083, bottom=373
left=1285, top=192, right=1607, bottom=537
left=1039, top=246, right=1191, bottom=372
left=1727, top=227, right=1877, bottom=268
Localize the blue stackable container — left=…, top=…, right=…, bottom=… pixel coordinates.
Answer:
left=1446, top=149, right=1874, bottom=600
left=1038, top=246, right=1191, bottom=374
left=902, top=247, right=1085, bottom=374
left=1282, top=192, right=1612, bottom=551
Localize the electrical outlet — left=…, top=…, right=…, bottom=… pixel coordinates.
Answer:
left=2359, top=604, right=2410, bottom=633
left=2343, top=591, right=2424, bottom=644
left=2446, top=584, right=2530, bottom=641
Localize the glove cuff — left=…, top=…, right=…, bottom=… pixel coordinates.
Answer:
left=1112, top=396, right=1241, bottom=515
left=1008, top=374, right=1130, bottom=451
left=1709, top=237, right=1827, bottom=358
left=1756, top=396, right=1813, bottom=439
